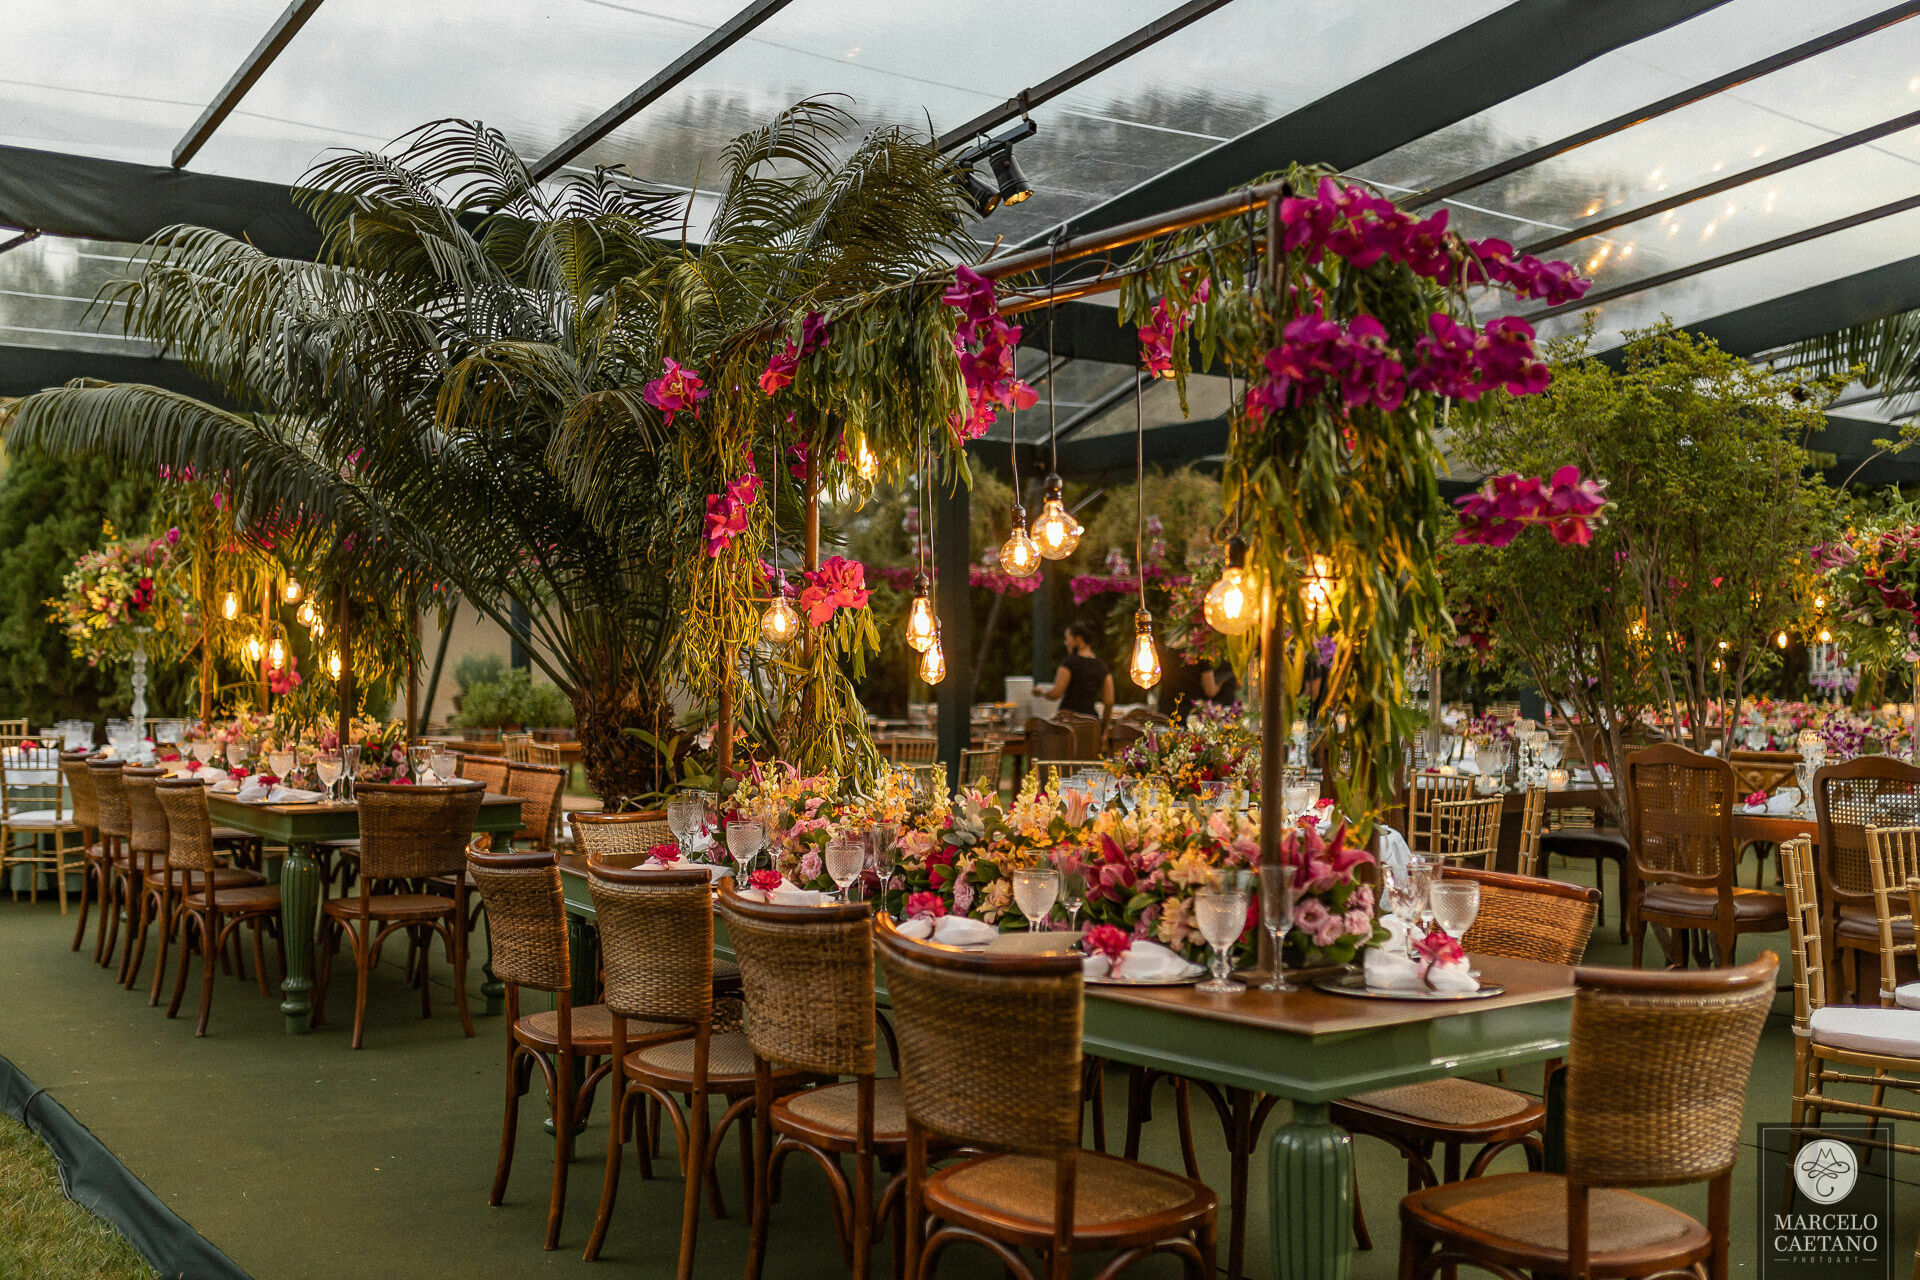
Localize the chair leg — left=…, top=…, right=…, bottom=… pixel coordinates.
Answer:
left=71, top=855, right=93, bottom=951
left=312, top=916, right=336, bottom=1029
left=583, top=1073, right=627, bottom=1261
left=195, top=912, right=218, bottom=1036
left=148, top=891, right=175, bottom=1007
left=166, top=913, right=196, bottom=1019
left=251, top=920, right=271, bottom=998
left=351, top=922, right=373, bottom=1050
left=492, top=1046, right=527, bottom=1206
left=676, top=1080, right=710, bottom=1280
left=453, top=920, right=475, bottom=1038
left=745, top=1077, right=773, bottom=1280
left=546, top=1048, right=572, bottom=1250
left=1351, top=1162, right=1371, bottom=1250
left=121, top=888, right=152, bottom=990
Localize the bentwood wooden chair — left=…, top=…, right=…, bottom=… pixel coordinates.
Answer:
left=313, top=781, right=484, bottom=1048
left=882, top=736, right=939, bottom=766
left=61, top=751, right=103, bottom=955
left=1400, top=772, right=1475, bottom=860
left=583, top=862, right=809, bottom=1274
left=1022, top=719, right=1077, bottom=770
left=505, top=760, right=569, bottom=849
left=154, top=780, right=282, bottom=1037
left=1335, top=868, right=1598, bottom=1246
left=719, top=890, right=904, bottom=1280
left=87, top=758, right=144, bottom=973
left=1430, top=796, right=1502, bottom=870
left=960, top=748, right=1003, bottom=795
left=1815, top=757, right=1920, bottom=1002
left=1398, top=952, right=1777, bottom=1280
left=1056, top=710, right=1106, bottom=759
left=1781, top=836, right=1920, bottom=1164
left=1515, top=785, right=1548, bottom=878
left=875, top=916, right=1217, bottom=1280
left=121, top=766, right=262, bottom=1001
left=459, top=752, right=512, bottom=794
left=0, top=738, right=84, bottom=912
left=1625, top=743, right=1787, bottom=969
left=469, top=847, right=674, bottom=1250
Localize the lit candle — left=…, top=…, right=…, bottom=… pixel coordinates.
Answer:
left=1547, top=768, right=1570, bottom=791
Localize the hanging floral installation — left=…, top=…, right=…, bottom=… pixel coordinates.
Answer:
left=1453, top=466, right=1611, bottom=548
left=50, top=522, right=188, bottom=667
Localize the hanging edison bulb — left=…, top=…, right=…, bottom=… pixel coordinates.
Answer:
left=1776, top=631, right=1789, bottom=649
left=1031, top=474, right=1082, bottom=560
left=856, top=440, right=878, bottom=481
left=762, top=595, right=801, bottom=644
left=1203, top=538, right=1258, bottom=636
left=311, top=618, right=326, bottom=640
left=999, top=506, right=1041, bottom=578
left=328, top=651, right=343, bottom=679
left=221, top=591, right=239, bottom=621
left=1129, top=609, right=1162, bottom=688
left=1301, top=555, right=1338, bottom=619
left=905, top=574, right=937, bottom=652
left=244, top=636, right=263, bottom=664
left=283, top=578, right=302, bottom=604
left=268, top=637, right=286, bottom=670
left=919, top=624, right=947, bottom=684
left=296, top=599, right=315, bottom=627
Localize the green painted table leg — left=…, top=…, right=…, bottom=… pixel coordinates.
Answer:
left=1269, top=1101, right=1353, bottom=1280
left=278, top=843, right=321, bottom=1036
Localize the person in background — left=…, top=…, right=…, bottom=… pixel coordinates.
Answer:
left=1045, top=621, right=1115, bottom=725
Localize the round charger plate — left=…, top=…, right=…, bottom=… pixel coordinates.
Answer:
left=1312, top=971, right=1505, bottom=1001
left=1083, top=970, right=1204, bottom=987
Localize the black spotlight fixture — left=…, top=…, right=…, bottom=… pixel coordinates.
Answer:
left=952, top=117, right=1037, bottom=217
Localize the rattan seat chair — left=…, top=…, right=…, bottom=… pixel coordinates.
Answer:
left=0, top=738, right=84, bottom=912
left=570, top=810, right=741, bottom=995
left=1626, top=743, right=1787, bottom=969
left=1514, top=785, right=1547, bottom=878
left=1334, top=867, right=1599, bottom=1245
left=470, top=848, right=683, bottom=1250
left=875, top=916, right=1216, bottom=1280
left=1398, top=952, right=1776, bottom=1280
left=313, top=781, right=484, bottom=1048
left=120, top=766, right=263, bottom=1000
left=583, top=861, right=810, bottom=1273
left=1399, top=771, right=1474, bottom=860
left=1055, top=710, right=1105, bottom=760
left=960, top=748, right=1003, bottom=795
left=459, top=752, right=512, bottom=793
left=1430, top=796, right=1502, bottom=870
left=1022, top=719, right=1077, bottom=770
left=1815, top=756, right=1920, bottom=1002
left=61, top=751, right=104, bottom=955
left=87, top=758, right=144, bottom=972
left=719, top=890, right=905, bottom=1280
left=154, top=780, right=283, bottom=1037
left=506, top=760, right=569, bottom=849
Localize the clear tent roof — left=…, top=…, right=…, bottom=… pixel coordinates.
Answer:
left=4, top=0, right=1919, bottom=443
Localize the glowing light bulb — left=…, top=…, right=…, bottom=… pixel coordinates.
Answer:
left=905, top=577, right=937, bottom=652
left=919, top=627, right=946, bottom=684
left=221, top=591, right=239, bottom=621
left=1717, top=640, right=1728, bottom=650
left=1030, top=474, right=1082, bottom=560
left=1776, top=631, right=1789, bottom=649
left=1129, top=610, right=1162, bottom=689
left=1819, top=628, right=1833, bottom=643
left=762, top=596, right=801, bottom=644
left=297, top=600, right=315, bottom=627
left=245, top=636, right=263, bottom=664
left=1301, top=555, right=1336, bottom=619
left=268, top=637, right=285, bottom=670
left=1813, top=594, right=1825, bottom=609
left=1203, top=539, right=1258, bottom=636
left=999, top=506, right=1040, bottom=578
left=310, top=619, right=325, bottom=639
left=856, top=440, right=877, bottom=481
left=283, top=578, right=301, bottom=604
left=328, top=651, right=342, bottom=680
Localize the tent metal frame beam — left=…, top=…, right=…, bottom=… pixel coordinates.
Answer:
left=0, top=228, right=40, bottom=257
left=173, top=0, right=328, bottom=168
left=1013, top=0, right=1729, bottom=256
left=1409, top=1, right=1920, bottom=210
left=1043, top=371, right=1151, bottom=447
left=532, top=0, right=797, bottom=181
left=1644, top=253, right=1920, bottom=360
left=934, top=0, right=1241, bottom=152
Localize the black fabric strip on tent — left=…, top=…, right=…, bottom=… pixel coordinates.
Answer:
left=1, top=1054, right=253, bottom=1280
left=0, top=343, right=232, bottom=405
left=1663, top=253, right=1920, bottom=360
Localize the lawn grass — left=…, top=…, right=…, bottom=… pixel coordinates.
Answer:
left=0, top=1114, right=156, bottom=1280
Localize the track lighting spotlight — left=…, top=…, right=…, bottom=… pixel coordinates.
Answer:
left=950, top=118, right=1037, bottom=219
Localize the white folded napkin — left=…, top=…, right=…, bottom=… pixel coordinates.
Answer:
left=681, top=860, right=732, bottom=883
left=1739, top=790, right=1800, bottom=817
left=1081, top=939, right=1203, bottom=981
left=236, top=779, right=270, bottom=803
left=267, top=786, right=326, bottom=804
left=737, top=876, right=826, bottom=905
left=1363, top=916, right=1478, bottom=992
left=897, top=915, right=998, bottom=946
left=1453, top=757, right=1479, bottom=775
left=1376, top=826, right=1412, bottom=879
left=209, top=778, right=240, bottom=794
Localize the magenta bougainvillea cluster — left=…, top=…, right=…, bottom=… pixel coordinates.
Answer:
left=758, top=311, right=830, bottom=396
left=1139, top=278, right=1208, bottom=377
left=1452, top=465, right=1610, bottom=548
left=702, top=465, right=762, bottom=557
left=941, top=264, right=1036, bottom=440
left=797, top=555, right=872, bottom=625
left=642, top=356, right=707, bottom=427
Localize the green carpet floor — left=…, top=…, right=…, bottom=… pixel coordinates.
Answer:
left=1, top=861, right=1914, bottom=1279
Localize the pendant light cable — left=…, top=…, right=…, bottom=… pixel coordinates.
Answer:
left=1135, top=372, right=1146, bottom=606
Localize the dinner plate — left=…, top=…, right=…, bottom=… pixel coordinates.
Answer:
left=1312, top=971, right=1505, bottom=1001
left=1083, top=970, right=1203, bottom=987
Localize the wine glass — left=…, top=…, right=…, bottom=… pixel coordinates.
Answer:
left=1194, top=888, right=1249, bottom=994
left=1428, top=880, right=1481, bottom=942
left=190, top=739, right=219, bottom=768
left=225, top=740, right=249, bottom=770
left=1407, top=856, right=1439, bottom=950
left=1058, top=866, right=1087, bottom=934
left=690, top=790, right=718, bottom=854
left=341, top=744, right=361, bottom=800
left=1012, top=868, right=1060, bottom=932
left=726, top=820, right=765, bottom=879
left=1283, top=778, right=1318, bottom=822
left=1259, top=865, right=1295, bottom=992
left=267, top=748, right=296, bottom=783
left=429, top=750, right=459, bottom=783
left=868, top=823, right=898, bottom=884
left=666, top=796, right=702, bottom=854
left=408, top=744, right=434, bottom=781
left=825, top=839, right=866, bottom=904
left=313, top=754, right=343, bottom=803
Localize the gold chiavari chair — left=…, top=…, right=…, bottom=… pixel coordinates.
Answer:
left=1431, top=796, right=1502, bottom=870
left=1402, top=772, right=1475, bottom=860
left=1515, top=785, right=1548, bottom=878
left=1867, top=825, right=1920, bottom=1008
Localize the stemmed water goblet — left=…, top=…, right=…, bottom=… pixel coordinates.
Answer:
left=825, top=838, right=866, bottom=904
left=1258, top=864, right=1296, bottom=992
left=429, top=750, right=459, bottom=783
left=189, top=739, right=219, bottom=771
left=1058, top=866, right=1086, bottom=934
left=868, top=823, right=898, bottom=895
left=314, top=754, right=343, bottom=803
left=1194, top=887, right=1249, bottom=994
left=1012, top=868, right=1060, bottom=932
left=726, top=820, right=765, bottom=881
left=225, top=740, right=249, bottom=771
left=268, top=747, right=297, bottom=786
left=1428, top=880, right=1481, bottom=943
left=666, top=796, right=703, bottom=856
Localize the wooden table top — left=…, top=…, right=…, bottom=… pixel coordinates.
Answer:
left=1731, top=812, right=1819, bottom=843
left=209, top=791, right=523, bottom=817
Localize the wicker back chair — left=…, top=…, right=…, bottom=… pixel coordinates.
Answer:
left=1056, top=710, right=1105, bottom=759
left=1448, top=865, right=1601, bottom=965
left=1515, top=785, right=1548, bottom=877
left=88, top=757, right=130, bottom=845
left=121, top=767, right=168, bottom=861
left=85, top=758, right=137, bottom=972
left=874, top=916, right=1215, bottom=1280
left=1401, top=953, right=1777, bottom=1279
left=1401, top=771, right=1474, bottom=859
left=1729, top=748, right=1800, bottom=799
left=1866, top=825, right=1920, bottom=1007
left=458, top=752, right=512, bottom=793
left=152, top=779, right=281, bottom=1035
left=1816, top=756, right=1920, bottom=1001
left=1104, top=721, right=1145, bottom=752
left=314, top=782, right=484, bottom=1048
left=570, top=809, right=673, bottom=862
left=881, top=736, right=938, bottom=765
left=960, top=747, right=1002, bottom=794
left=60, top=750, right=105, bottom=955
left=504, top=759, right=568, bottom=848
left=1023, top=717, right=1076, bottom=765
left=59, top=751, right=97, bottom=833
left=1431, top=795, right=1502, bottom=870
left=1625, top=742, right=1785, bottom=969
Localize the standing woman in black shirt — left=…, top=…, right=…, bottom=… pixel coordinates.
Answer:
left=1045, top=622, right=1115, bottom=724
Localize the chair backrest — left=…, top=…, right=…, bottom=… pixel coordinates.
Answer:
left=1022, top=717, right=1075, bottom=762
left=1866, top=825, right=1920, bottom=1004
left=1432, top=796, right=1502, bottom=869
left=570, top=809, right=673, bottom=861
left=1055, top=711, right=1104, bottom=758
left=1104, top=722, right=1145, bottom=752
left=155, top=779, right=219, bottom=874
left=960, top=748, right=1002, bottom=793
left=355, top=782, right=485, bottom=879
left=1564, top=953, right=1776, bottom=1187
left=1442, top=865, right=1600, bottom=965
left=120, top=766, right=169, bottom=857
left=1816, top=756, right=1920, bottom=910
left=718, top=890, right=875, bottom=1076
left=86, top=758, right=130, bottom=839
left=457, top=752, right=511, bottom=793
left=873, top=915, right=1082, bottom=1156
left=881, top=735, right=938, bottom=765
left=468, top=848, right=570, bottom=994
left=1778, top=835, right=1824, bottom=1032
left=1729, top=749, right=1800, bottom=798
left=1624, top=743, right=1736, bottom=890
left=504, top=759, right=568, bottom=848
left=586, top=860, right=714, bottom=1024
left=1402, top=771, right=1475, bottom=857
left=59, top=750, right=97, bottom=831
left=1515, top=785, right=1548, bottom=877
